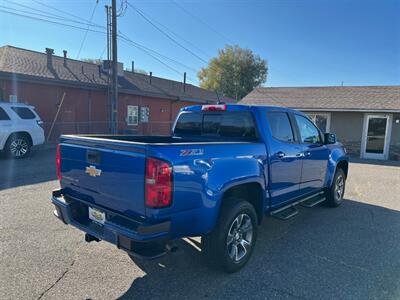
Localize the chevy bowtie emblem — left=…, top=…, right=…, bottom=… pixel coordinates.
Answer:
left=85, top=165, right=102, bottom=177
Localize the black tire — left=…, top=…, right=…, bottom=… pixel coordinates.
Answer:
left=5, top=134, right=31, bottom=159
left=324, top=168, right=346, bottom=207
left=202, top=199, right=258, bottom=273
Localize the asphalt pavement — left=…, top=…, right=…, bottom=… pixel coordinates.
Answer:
left=1, top=147, right=400, bottom=300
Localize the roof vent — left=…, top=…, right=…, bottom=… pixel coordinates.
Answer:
left=63, top=50, right=67, bottom=66
left=45, top=48, right=54, bottom=68
left=149, top=72, right=152, bottom=84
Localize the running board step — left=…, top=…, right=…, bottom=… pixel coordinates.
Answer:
left=271, top=206, right=298, bottom=220
left=301, top=195, right=326, bottom=208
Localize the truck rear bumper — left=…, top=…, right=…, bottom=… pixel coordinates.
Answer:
left=52, top=189, right=171, bottom=259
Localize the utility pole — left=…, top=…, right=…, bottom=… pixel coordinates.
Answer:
left=111, top=0, right=118, bottom=134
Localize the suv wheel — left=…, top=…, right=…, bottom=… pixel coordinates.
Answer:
left=324, top=168, right=346, bottom=207
left=6, top=135, right=31, bottom=159
left=202, top=199, right=258, bottom=273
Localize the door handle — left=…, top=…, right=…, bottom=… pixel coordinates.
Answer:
left=304, top=151, right=311, bottom=157
left=276, top=152, right=285, bottom=159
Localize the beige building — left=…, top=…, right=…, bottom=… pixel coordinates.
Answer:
left=241, top=86, right=400, bottom=160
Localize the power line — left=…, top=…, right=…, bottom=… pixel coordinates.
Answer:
left=4, top=0, right=104, bottom=29
left=31, top=0, right=95, bottom=24
left=118, top=32, right=198, bottom=73
left=171, top=0, right=234, bottom=45
left=139, top=8, right=212, bottom=59
left=0, top=8, right=106, bottom=34
left=0, top=2, right=199, bottom=83
left=76, top=0, right=99, bottom=59
left=127, top=2, right=208, bottom=64
left=119, top=35, right=198, bottom=84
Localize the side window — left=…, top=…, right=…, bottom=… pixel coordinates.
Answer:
left=219, top=113, right=256, bottom=138
left=307, top=113, right=329, bottom=133
left=0, top=107, right=10, bottom=120
left=266, top=112, right=294, bottom=142
left=127, top=105, right=138, bottom=125
left=295, top=115, right=321, bottom=144
left=11, top=107, right=36, bottom=119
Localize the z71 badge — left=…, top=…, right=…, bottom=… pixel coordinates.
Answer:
left=180, top=149, right=204, bottom=156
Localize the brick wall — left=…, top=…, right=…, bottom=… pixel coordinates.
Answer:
left=1, top=79, right=199, bottom=140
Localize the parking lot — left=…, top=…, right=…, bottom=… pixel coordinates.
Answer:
left=1, top=147, right=399, bottom=300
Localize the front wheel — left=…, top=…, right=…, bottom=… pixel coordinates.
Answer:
left=202, top=199, right=258, bottom=273
left=324, top=168, right=346, bottom=207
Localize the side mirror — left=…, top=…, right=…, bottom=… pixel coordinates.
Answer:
left=324, top=133, right=336, bottom=144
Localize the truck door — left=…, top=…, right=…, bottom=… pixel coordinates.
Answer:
left=266, top=111, right=304, bottom=208
left=293, top=114, right=329, bottom=195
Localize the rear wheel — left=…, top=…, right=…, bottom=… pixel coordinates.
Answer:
left=202, top=199, right=258, bottom=273
left=324, top=168, right=346, bottom=207
left=5, top=134, right=31, bottom=159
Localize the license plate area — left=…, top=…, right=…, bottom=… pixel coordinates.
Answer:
left=88, top=207, right=105, bottom=225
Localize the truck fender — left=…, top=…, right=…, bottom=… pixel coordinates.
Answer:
left=203, top=157, right=266, bottom=231
left=325, top=147, right=349, bottom=187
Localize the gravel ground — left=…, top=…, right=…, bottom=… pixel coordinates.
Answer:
left=0, top=147, right=399, bottom=300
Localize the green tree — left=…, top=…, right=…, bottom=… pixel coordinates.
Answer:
left=198, top=45, right=268, bottom=101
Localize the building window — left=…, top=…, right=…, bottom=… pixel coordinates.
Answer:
left=140, top=106, right=150, bottom=123
left=307, top=113, right=331, bottom=133
left=127, top=105, right=138, bottom=125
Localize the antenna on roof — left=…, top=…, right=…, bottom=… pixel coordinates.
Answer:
left=215, top=90, right=221, bottom=104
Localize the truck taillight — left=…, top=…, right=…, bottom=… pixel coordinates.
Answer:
left=145, top=157, right=172, bottom=208
left=201, top=104, right=227, bottom=111
left=56, top=144, right=62, bottom=181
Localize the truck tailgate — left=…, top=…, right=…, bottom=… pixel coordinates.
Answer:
left=59, top=138, right=147, bottom=219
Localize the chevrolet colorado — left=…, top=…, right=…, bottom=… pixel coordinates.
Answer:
left=52, top=104, right=348, bottom=272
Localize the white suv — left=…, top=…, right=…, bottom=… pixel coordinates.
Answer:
left=0, top=102, right=45, bottom=158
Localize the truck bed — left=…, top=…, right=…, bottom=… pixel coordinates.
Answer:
left=58, top=134, right=260, bottom=224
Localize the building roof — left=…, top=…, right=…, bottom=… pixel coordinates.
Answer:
left=0, top=45, right=231, bottom=103
left=240, top=86, right=400, bottom=112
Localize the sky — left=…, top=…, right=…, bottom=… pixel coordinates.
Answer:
left=0, top=0, right=399, bottom=87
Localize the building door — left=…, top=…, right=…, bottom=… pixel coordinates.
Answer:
left=362, top=114, right=392, bottom=160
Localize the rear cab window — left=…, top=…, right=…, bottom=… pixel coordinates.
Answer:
left=266, top=111, right=295, bottom=142
left=11, top=107, right=36, bottom=119
left=174, top=111, right=258, bottom=140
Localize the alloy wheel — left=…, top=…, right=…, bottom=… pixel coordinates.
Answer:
left=10, top=139, right=29, bottom=157
left=335, top=175, right=344, bottom=201
left=226, top=213, right=253, bottom=262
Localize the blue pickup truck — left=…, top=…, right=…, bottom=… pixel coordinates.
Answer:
left=52, top=104, right=348, bottom=272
